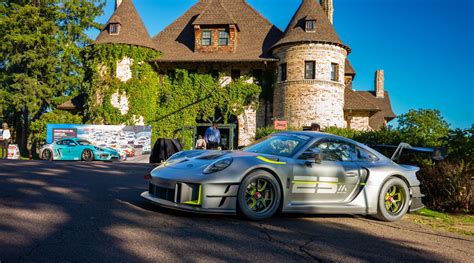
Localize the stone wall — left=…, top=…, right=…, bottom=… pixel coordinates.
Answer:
left=272, top=43, right=347, bottom=128
left=345, top=111, right=372, bottom=131
left=237, top=106, right=257, bottom=147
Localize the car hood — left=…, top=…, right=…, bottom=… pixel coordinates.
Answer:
left=162, top=150, right=266, bottom=170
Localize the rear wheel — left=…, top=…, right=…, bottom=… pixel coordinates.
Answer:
left=42, top=149, right=53, bottom=161
left=237, top=170, right=281, bottom=221
left=81, top=149, right=94, bottom=162
left=376, top=177, right=410, bottom=222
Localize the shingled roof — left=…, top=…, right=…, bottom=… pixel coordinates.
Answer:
left=193, top=0, right=237, bottom=26
left=272, top=0, right=349, bottom=52
left=357, top=91, right=396, bottom=129
left=153, top=0, right=283, bottom=62
left=94, top=0, right=157, bottom=50
left=344, top=88, right=380, bottom=112
left=345, top=58, right=356, bottom=75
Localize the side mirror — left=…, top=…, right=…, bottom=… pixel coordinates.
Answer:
left=69, top=143, right=76, bottom=147
left=301, top=148, right=322, bottom=164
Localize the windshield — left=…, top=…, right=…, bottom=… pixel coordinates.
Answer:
left=78, top=140, right=92, bottom=146
left=244, top=134, right=310, bottom=157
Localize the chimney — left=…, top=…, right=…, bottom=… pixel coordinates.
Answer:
left=115, top=0, right=123, bottom=10
left=320, top=0, right=334, bottom=24
left=375, top=70, right=385, bottom=98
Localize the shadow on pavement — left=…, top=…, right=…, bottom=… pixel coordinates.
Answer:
left=0, top=160, right=463, bottom=262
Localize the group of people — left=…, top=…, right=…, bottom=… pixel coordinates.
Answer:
left=0, top=122, right=11, bottom=159
left=195, top=122, right=221, bottom=150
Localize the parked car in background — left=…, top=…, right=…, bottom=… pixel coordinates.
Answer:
left=40, top=138, right=121, bottom=162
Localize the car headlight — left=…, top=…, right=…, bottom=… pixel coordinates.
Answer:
left=203, top=157, right=233, bottom=174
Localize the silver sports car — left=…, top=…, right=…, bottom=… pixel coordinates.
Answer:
left=141, top=132, right=424, bottom=221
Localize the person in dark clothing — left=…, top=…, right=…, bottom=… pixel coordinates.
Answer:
left=310, top=123, right=321, bottom=132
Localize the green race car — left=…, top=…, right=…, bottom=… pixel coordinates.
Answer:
left=40, top=138, right=121, bottom=162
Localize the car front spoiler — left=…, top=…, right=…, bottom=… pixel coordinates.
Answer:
left=140, top=191, right=235, bottom=215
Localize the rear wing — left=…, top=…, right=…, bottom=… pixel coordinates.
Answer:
left=372, top=143, right=447, bottom=162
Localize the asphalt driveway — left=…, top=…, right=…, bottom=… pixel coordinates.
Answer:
left=0, top=160, right=472, bottom=262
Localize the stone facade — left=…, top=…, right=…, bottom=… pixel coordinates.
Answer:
left=345, top=111, right=372, bottom=131
left=273, top=43, right=347, bottom=128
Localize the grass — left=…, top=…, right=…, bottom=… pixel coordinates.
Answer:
left=408, top=208, right=474, bottom=236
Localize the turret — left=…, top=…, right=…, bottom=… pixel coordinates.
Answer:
left=271, top=0, right=350, bottom=128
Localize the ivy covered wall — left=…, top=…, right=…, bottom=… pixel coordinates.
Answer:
left=82, top=44, right=262, bottom=148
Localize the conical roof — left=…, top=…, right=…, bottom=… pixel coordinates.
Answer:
left=193, top=0, right=237, bottom=26
left=94, top=0, right=157, bottom=50
left=272, top=0, right=349, bottom=52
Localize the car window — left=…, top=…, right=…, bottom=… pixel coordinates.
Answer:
left=63, top=139, right=76, bottom=146
left=308, top=140, right=356, bottom=162
left=244, top=135, right=310, bottom=157
left=355, top=147, right=379, bottom=162
left=78, top=140, right=91, bottom=146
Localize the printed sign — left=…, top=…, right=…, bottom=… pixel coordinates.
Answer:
left=7, top=144, right=20, bottom=160
left=46, top=124, right=153, bottom=162
left=274, top=120, right=288, bottom=130
left=52, top=128, right=78, bottom=142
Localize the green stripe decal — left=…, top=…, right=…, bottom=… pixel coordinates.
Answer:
left=292, top=181, right=339, bottom=185
left=257, top=156, right=286, bottom=165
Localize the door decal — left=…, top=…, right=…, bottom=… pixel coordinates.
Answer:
left=292, top=176, right=343, bottom=194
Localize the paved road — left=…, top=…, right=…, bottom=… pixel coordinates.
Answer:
left=0, top=160, right=473, bottom=262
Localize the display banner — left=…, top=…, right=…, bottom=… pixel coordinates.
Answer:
left=46, top=124, right=152, bottom=161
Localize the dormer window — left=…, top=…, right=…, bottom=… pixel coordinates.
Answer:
left=201, top=30, right=212, bottom=46
left=218, top=30, right=229, bottom=46
left=305, top=20, right=316, bottom=32
left=109, top=23, right=120, bottom=35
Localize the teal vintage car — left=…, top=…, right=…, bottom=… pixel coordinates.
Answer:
left=40, top=138, right=121, bottom=162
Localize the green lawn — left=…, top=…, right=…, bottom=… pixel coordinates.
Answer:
left=407, top=208, right=474, bottom=236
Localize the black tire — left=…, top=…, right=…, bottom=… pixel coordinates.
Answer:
left=376, top=177, right=410, bottom=222
left=42, top=149, right=53, bottom=161
left=237, top=170, right=281, bottom=221
left=81, top=149, right=94, bottom=162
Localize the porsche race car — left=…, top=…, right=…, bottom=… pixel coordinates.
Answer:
left=40, top=138, right=121, bottom=162
left=141, top=132, right=424, bottom=221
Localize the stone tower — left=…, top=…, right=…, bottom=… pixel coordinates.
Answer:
left=271, top=0, right=350, bottom=129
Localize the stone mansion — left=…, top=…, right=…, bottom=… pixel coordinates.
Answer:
left=62, top=0, right=395, bottom=147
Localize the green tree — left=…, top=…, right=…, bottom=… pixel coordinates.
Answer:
left=397, top=109, right=450, bottom=147
left=0, top=0, right=104, bottom=153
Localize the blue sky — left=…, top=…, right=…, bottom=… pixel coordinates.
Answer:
left=91, top=0, right=474, bottom=129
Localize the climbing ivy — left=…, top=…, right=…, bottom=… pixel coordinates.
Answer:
left=82, top=44, right=262, bottom=148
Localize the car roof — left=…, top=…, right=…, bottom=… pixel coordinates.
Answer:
left=273, top=131, right=387, bottom=159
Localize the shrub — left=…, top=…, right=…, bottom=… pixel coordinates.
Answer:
left=417, top=161, right=473, bottom=213
left=255, top=126, right=300, bottom=140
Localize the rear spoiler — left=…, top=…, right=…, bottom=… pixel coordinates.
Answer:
left=372, top=143, right=447, bottom=162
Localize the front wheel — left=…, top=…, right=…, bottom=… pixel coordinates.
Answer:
left=237, top=170, right=281, bottom=221
left=376, top=177, right=410, bottom=222
left=81, top=149, right=94, bottom=162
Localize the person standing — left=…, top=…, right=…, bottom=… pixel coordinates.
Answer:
left=310, top=123, right=321, bottom=132
left=0, top=122, right=11, bottom=159
left=195, top=135, right=207, bottom=150
left=204, top=122, right=221, bottom=150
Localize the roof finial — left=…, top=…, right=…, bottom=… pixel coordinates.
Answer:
left=320, top=0, right=334, bottom=24
left=115, top=0, right=123, bottom=10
